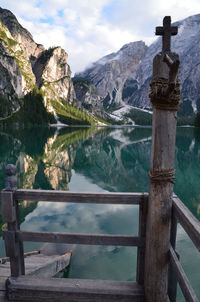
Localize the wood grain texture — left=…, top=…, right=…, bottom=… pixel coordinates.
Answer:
left=137, top=194, right=148, bottom=285
left=14, top=230, right=144, bottom=247
left=0, top=252, right=71, bottom=280
left=7, top=277, right=144, bottom=302
left=169, top=246, right=199, bottom=302
left=168, top=208, right=178, bottom=302
left=0, top=278, right=7, bottom=290
left=2, top=190, right=25, bottom=277
left=173, top=197, right=200, bottom=252
left=144, top=109, right=177, bottom=302
left=26, top=252, right=71, bottom=277
left=14, top=190, right=145, bottom=204
left=1, top=191, right=16, bottom=223
left=0, top=290, right=8, bottom=302
left=3, top=231, right=17, bottom=258
left=150, top=109, right=177, bottom=171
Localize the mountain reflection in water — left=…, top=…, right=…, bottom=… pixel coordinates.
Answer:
left=0, top=126, right=199, bottom=301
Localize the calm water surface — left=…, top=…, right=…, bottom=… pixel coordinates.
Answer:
left=0, top=126, right=199, bottom=301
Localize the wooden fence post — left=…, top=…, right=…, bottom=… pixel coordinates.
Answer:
left=136, top=193, right=148, bottom=285
left=1, top=164, right=25, bottom=276
left=168, top=207, right=179, bottom=302
left=144, top=16, right=181, bottom=302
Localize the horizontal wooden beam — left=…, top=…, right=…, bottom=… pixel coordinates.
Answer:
left=7, top=277, right=145, bottom=302
left=12, top=230, right=144, bottom=247
left=14, top=189, right=147, bottom=205
left=169, top=246, right=199, bottom=302
left=172, top=197, right=200, bottom=252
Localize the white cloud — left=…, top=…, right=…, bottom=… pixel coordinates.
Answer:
left=0, top=0, right=44, bottom=20
left=1, top=0, right=200, bottom=73
left=150, top=0, right=200, bottom=21
left=18, top=4, right=138, bottom=74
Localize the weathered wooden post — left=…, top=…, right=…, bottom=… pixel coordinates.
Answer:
left=168, top=207, right=179, bottom=302
left=1, top=164, right=25, bottom=276
left=144, top=16, right=181, bottom=302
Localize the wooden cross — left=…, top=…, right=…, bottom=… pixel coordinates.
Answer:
left=156, top=16, right=178, bottom=53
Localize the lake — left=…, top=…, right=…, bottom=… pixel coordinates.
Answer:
left=0, top=125, right=200, bottom=301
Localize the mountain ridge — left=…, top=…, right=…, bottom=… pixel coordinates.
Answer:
left=1, top=8, right=200, bottom=125
left=76, top=14, right=200, bottom=118
left=75, top=41, right=148, bottom=109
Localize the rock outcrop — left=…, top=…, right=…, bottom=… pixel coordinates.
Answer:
left=73, top=78, right=105, bottom=118
left=76, top=41, right=147, bottom=109
left=0, top=7, right=44, bottom=61
left=0, top=18, right=35, bottom=118
left=0, top=7, right=76, bottom=120
left=34, top=46, right=76, bottom=109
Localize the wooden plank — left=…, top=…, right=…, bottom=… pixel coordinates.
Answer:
left=15, top=200, right=25, bottom=276
left=26, top=252, right=72, bottom=277
left=3, top=231, right=17, bottom=258
left=15, top=230, right=144, bottom=247
left=1, top=191, right=16, bottom=223
left=6, top=218, right=25, bottom=277
left=168, top=208, right=178, bottom=302
left=14, top=189, right=145, bottom=204
left=173, top=197, right=200, bottom=252
left=0, top=278, right=7, bottom=290
left=0, top=262, right=12, bottom=277
left=169, top=206, right=178, bottom=249
left=169, top=246, right=199, bottom=302
left=0, top=290, right=8, bottom=302
left=0, top=250, right=40, bottom=264
left=3, top=197, right=25, bottom=277
left=1, top=188, right=25, bottom=277
left=136, top=194, right=148, bottom=285
left=0, top=252, right=72, bottom=279
left=7, top=277, right=144, bottom=302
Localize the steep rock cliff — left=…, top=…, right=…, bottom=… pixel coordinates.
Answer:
left=0, top=19, right=35, bottom=118
left=0, top=8, right=44, bottom=66
left=73, top=78, right=105, bottom=118
left=0, top=7, right=76, bottom=121
left=76, top=41, right=147, bottom=109
left=34, top=46, right=76, bottom=112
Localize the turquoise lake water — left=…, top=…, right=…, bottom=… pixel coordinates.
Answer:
left=0, top=126, right=199, bottom=301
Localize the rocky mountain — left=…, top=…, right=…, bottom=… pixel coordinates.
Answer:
left=125, top=14, right=200, bottom=109
left=75, top=41, right=147, bottom=110
left=76, top=14, right=200, bottom=112
left=0, top=7, right=88, bottom=125
left=1, top=8, right=199, bottom=125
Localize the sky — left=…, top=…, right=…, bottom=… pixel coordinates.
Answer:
left=1, top=0, right=200, bottom=74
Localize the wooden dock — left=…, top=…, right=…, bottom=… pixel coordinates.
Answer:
left=0, top=250, right=72, bottom=301
left=1, top=189, right=199, bottom=301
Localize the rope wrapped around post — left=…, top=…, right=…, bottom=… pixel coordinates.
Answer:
left=149, top=169, right=175, bottom=184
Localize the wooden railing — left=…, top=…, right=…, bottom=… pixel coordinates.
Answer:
left=168, top=196, right=200, bottom=302
left=1, top=188, right=200, bottom=301
left=1, top=189, right=147, bottom=302
left=2, top=189, right=147, bottom=277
